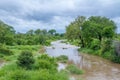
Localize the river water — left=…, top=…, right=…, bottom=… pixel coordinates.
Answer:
left=45, top=40, right=120, bottom=80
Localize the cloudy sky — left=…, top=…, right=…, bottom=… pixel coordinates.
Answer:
left=0, top=0, right=120, bottom=33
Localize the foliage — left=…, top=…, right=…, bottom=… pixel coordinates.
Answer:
left=0, top=20, right=15, bottom=45
left=0, top=54, right=69, bottom=80
left=0, top=46, right=13, bottom=56
left=66, top=64, right=83, bottom=74
left=14, top=29, right=63, bottom=45
left=0, top=20, right=64, bottom=46
left=101, top=39, right=112, bottom=54
left=66, top=16, right=86, bottom=47
left=66, top=16, right=119, bottom=63
left=7, top=70, right=29, bottom=80
left=0, top=68, right=69, bottom=80
left=112, top=56, right=120, bottom=63
left=48, top=29, right=56, bottom=35
left=56, top=55, right=68, bottom=63
left=89, top=38, right=101, bottom=50
left=35, top=54, right=57, bottom=72
left=16, top=51, right=35, bottom=69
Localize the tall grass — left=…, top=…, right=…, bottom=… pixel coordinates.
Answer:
left=66, top=64, right=83, bottom=75
left=0, top=53, right=69, bottom=80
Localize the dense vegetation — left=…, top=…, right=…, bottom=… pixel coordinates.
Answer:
left=0, top=20, right=64, bottom=46
left=0, top=15, right=120, bottom=80
left=66, top=64, right=83, bottom=75
left=66, top=16, right=120, bottom=63
left=0, top=20, right=64, bottom=58
left=56, top=55, right=68, bottom=63
left=0, top=20, right=68, bottom=79
left=0, top=52, right=68, bottom=80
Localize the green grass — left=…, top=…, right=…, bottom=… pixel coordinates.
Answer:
left=0, top=46, right=69, bottom=80
left=66, top=64, right=83, bottom=75
left=7, top=45, right=41, bottom=52
left=0, top=54, right=69, bottom=80
left=1, top=45, right=41, bottom=62
left=56, top=55, right=68, bottom=63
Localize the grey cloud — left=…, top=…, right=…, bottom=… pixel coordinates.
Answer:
left=0, top=0, right=120, bottom=33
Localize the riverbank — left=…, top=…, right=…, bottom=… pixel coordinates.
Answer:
left=79, top=53, right=120, bottom=80
left=0, top=40, right=120, bottom=80
left=46, top=40, right=120, bottom=80
left=0, top=44, right=70, bottom=80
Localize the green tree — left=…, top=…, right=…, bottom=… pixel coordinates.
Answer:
left=0, top=20, right=15, bottom=45
left=82, top=16, right=116, bottom=47
left=65, top=16, right=117, bottom=59
left=34, top=29, right=41, bottom=35
left=48, top=29, right=56, bottom=35
left=26, top=29, right=34, bottom=36
left=66, top=16, right=86, bottom=47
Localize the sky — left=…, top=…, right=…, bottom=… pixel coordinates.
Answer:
left=0, top=0, right=120, bottom=33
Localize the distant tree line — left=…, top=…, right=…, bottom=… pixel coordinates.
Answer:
left=0, top=20, right=64, bottom=46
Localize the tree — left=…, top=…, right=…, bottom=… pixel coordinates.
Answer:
left=82, top=16, right=116, bottom=47
left=66, top=16, right=86, bottom=47
left=26, top=29, right=34, bottom=36
left=0, top=20, right=15, bottom=45
left=66, top=16, right=116, bottom=50
left=41, top=29, right=47, bottom=35
left=48, top=29, right=56, bottom=35
left=34, top=29, right=41, bottom=35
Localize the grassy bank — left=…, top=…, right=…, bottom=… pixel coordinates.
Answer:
left=0, top=54, right=69, bottom=80
left=79, top=48, right=120, bottom=63
left=0, top=45, right=70, bottom=80
left=0, top=45, right=41, bottom=62
left=65, top=39, right=120, bottom=64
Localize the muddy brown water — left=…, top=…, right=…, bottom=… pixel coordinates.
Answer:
left=45, top=40, right=120, bottom=80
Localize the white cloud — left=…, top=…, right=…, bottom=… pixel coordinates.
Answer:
left=0, top=0, right=120, bottom=33
left=112, top=17, right=120, bottom=33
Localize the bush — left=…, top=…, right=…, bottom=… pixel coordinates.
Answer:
left=8, top=70, right=29, bottom=80
left=16, top=51, right=35, bottom=69
left=35, top=54, right=57, bottom=72
left=56, top=55, right=68, bottom=63
left=101, top=39, right=112, bottom=54
left=30, top=69, right=69, bottom=80
left=45, top=40, right=51, bottom=46
left=54, top=70, right=69, bottom=80
left=112, top=56, right=120, bottom=63
left=66, top=64, right=83, bottom=74
left=35, top=60, right=51, bottom=69
left=90, top=39, right=100, bottom=50
left=0, top=47, right=13, bottom=55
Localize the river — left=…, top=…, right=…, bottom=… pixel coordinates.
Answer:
left=45, top=40, right=120, bottom=80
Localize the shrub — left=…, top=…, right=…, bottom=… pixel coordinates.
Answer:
left=90, top=39, right=100, bottom=50
left=35, top=54, right=57, bottom=72
left=32, top=69, right=51, bottom=80
left=45, top=40, right=51, bottom=46
left=66, top=64, right=83, bottom=74
left=16, top=51, right=35, bottom=69
left=54, top=70, right=69, bottom=80
left=56, top=55, right=68, bottom=63
left=0, top=47, right=13, bottom=55
left=35, top=60, right=51, bottom=69
left=8, top=70, right=29, bottom=80
left=30, top=69, right=69, bottom=80
left=112, top=56, right=120, bottom=63
left=101, top=39, right=112, bottom=54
